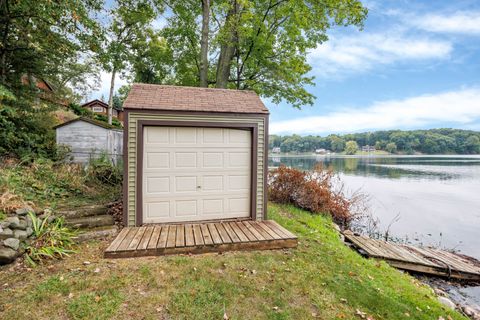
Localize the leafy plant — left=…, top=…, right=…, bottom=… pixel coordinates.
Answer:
left=86, top=153, right=123, bottom=186
left=268, top=165, right=367, bottom=227
left=24, top=212, right=77, bottom=266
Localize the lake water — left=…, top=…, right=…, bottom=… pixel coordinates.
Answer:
left=268, top=155, right=480, bottom=260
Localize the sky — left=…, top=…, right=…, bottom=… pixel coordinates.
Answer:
left=91, top=0, right=480, bottom=136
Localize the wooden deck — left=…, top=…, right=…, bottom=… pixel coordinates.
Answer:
left=105, top=220, right=297, bottom=258
left=344, top=231, right=480, bottom=281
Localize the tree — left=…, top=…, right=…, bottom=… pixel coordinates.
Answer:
left=99, top=0, right=158, bottom=124
left=330, top=136, right=345, bottom=152
left=385, top=142, right=397, bottom=154
left=464, top=135, right=480, bottom=154
left=148, top=0, right=367, bottom=107
left=345, top=140, right=358, bottom=155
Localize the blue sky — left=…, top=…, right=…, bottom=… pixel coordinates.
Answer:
left=92, top=0, right=480, bottom=136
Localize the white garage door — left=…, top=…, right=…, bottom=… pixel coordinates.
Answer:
left=142, top=126, right=252, bottom=223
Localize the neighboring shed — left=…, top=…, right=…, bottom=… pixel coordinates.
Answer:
left=123, top=84, right=269, bottom=227
left=55, top=117, right=123, bottom=164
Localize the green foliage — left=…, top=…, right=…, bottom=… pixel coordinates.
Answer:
left=87, top=153, right=123, bottom=186
left=24, top=212, right=77, bottom=266
left=269, top=129, right=480, bottom=154
left=345, top=140, right=359, bottom=155
left=131, top=0, right=367, bottom=107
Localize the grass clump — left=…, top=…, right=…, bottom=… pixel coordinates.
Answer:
left=24, top=212, right=77, bottom=266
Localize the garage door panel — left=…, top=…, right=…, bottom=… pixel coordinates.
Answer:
left=146, top=127, right=170, bottom=143
left=228, top=152, right=250, bottom=168
left=175, top=152, right=197, bottom=168
left=145, top=202, right=170, bottom=219
left=175, top=176, right=197, bottom=192
left=228, top=175, right=249, bottom=191
left=144, top=126, right=251, bottom=223
left=203, top=199, right=224, bottom=214
left=175, top=200, right=198, bottom=216
left=203, top=175, right=223, bottom=191
left=146, top=177, right=170, bottom=193
left=174, top=127, right=197, bottom=143
left=146, top=152, right=170, bottom=169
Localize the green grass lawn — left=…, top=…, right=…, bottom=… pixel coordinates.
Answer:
left=0, top=203, right=465, bottom=319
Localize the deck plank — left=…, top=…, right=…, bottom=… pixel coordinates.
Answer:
left=105, top=228, right=129, bottom=252
left=157, top=226, right=168, bottom=249
left=223, top=223, right=240, bottom=242
left=228, top=222, right=249, bottom=242
left=256, top=221, right=283, bottom=239
left=235, top=222, right=257, bottom=241
left=200, top=224, right=214, bottom=245
left=117, top=228, right=139, bottom=251
left=166, top=226, right=177, bottom=248
left=265, top=221, right=297, bottom=239
left=193, top=224, right=205, bottom=246
left=127, top=226, right=147, bottom=250
left=207, top=223, right=223, bottom=244
left=147, top=226, right=162, bottom=249
left=242, top=221, right=265, bottom=241
left=137, top=226, right=154, bottom=250
left=215, top=223, right=232, bottom=243
left=176, top=225, right=185, bottom=248
left=185, top=224, right=195, bottom=247
left=250, top=221, right=274, bottom=240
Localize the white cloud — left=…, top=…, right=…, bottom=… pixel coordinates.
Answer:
left=411, top=11, right=480, bottom=35
left=309, top=31, right=452, bottom=77
left=270, top=87, right=480, bottom=135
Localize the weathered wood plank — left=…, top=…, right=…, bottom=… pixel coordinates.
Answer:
left=105, top=228, right=129, bottom=252
left=236, top=221, right=257, bottom=241
left=229, top=222, right=250, bottom=242
left=207, top=223, right=223, bottom=244
left=116, top=228, right=139, bottom=251
left=185, top=224, right=195, bottom=247
left=137, top=226, right=154, bottom=250
left=157, top=226, right=168, bottom=249
left=166, top=226, right=177, bottom=248
left=215, top=223, right=232, bottom=244
left=193, top=224, right=205, bottom=246
left=127, top=226, right=146, bottom=250
left=147, top=226, right=161, bottom=249
left=250, top=221, right=274, bottom=240
left=264, top=220, right=297, bottom=239
left=223, top=223, right=240, bottom=243
left=242, top=221, right=265, bottom=241
left=176, top=225, right=185, bottom=248
left=255, top=221, right=283, bottom=239
left=200, top=224, right=213, bottom=245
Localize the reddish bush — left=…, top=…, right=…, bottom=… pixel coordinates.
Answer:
left=268, top=165, right=365, bottom=227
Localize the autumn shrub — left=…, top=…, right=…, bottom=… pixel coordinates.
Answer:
left=268, top=165, right=366, bottom=227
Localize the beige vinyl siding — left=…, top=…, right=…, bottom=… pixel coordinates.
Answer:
left=126, top=112, right=266, bottom=226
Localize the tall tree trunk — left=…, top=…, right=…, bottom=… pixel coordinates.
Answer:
left=199, top=0, right=210, bottom=87
left=107, top=68, right=116, bottom=125
left=215, top=0, right=240, bottom=89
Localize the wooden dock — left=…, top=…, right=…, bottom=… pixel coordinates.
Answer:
left=105, top=220, right=297, bottom=258
left=344, top=231, right=480, bottom=281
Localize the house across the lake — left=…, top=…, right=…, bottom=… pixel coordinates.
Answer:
left=272, top=147, right=281, bottom=153
left=361, top=145, right=376, bottom=152
left=81, top=99, right=124, bottom=121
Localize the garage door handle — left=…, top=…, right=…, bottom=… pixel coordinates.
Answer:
left=197, top=186, right=201, bottom=189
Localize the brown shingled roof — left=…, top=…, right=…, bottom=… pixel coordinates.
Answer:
left=123, top=84, right=269, bottom=114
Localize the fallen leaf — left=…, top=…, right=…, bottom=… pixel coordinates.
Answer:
left=94, top=296, right=101, bottom=302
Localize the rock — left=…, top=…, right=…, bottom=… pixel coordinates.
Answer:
left=3, top=238, right=20, bottom=251
left=43, top=208, right=53, bottom=216
left=0, top=228, right=14, bottom=240
left=13, top=229, right=28, bottom=240
left=16, top=207, right=33, bottom=216
left=0, top=247, right=17, bottom=264
left=26, top=227, right=33, bottom=237
left=25, top=216, right=33, bottom=228
left=438, top=296, right=456, bottom=310
left=4, top=216, right=20, bottom=229
left=0, top=221, right=10, bottom=228
left=16, top=218, right=28, bottom=230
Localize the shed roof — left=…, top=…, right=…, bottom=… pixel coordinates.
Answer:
left=123, top=84, right=269, bottom=114
left=54, top=117, right=123, bottom=131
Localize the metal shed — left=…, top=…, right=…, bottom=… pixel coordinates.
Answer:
left=55, top=117, right=123, bottom=164
left=123, top=84, right=269, bottom=227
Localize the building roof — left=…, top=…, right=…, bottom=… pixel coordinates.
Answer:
left=54, top=117, right=123, bottom=131
left=123, top=84, right=269, bottom=114
left=81, top=99, right=109, bottom=109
